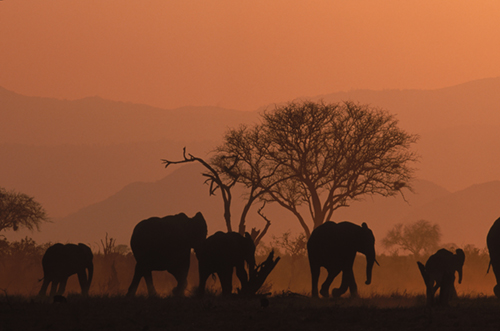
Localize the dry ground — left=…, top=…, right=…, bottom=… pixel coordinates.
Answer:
left=1, top=293, right=500, bottom=331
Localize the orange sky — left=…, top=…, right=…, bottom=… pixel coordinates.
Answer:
left=1, top=1, right=500, bottom=111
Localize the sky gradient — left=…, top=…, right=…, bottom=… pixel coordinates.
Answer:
left=1, top=1, right=499, bottom=111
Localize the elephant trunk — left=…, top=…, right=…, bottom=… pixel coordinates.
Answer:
left=455, top=248, right=465, bottom=284
left=365, top=250, right=376, bottom=285
left=85, top=263, right=94, bottom=295
left=248, top=254, right=257, bottom=280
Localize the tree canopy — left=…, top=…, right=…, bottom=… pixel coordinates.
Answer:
left=0, top=188, right=49, bottom=233
left=382, top=220, right=441, bottom=258
left=213, top=101, right=419, bottom=237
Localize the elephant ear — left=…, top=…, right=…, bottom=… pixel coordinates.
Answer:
left=244, top=232, right=252, bottom=241
left=455, top=248, right=465, bottom=265
left=78, top=243, right=93, bottom=259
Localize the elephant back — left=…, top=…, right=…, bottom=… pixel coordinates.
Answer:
left=307, top=221, right=376, bottom=265
left=42, top=243, right=91, bottom=277
left=308, top=221, right=373, bottom=250
left=196, top=231, right=255, bottom=268
left=130, top=212, right=208, bottom=263
left=487, top=217, right=500, bottom=256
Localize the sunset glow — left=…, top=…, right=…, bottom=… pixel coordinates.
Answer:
left=2, top=1, right=500, bottom=312
left=1, top=1, right=499, bottom=110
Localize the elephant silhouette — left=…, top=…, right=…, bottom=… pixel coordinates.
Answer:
left=196, top=231, right=256, bottom=296
left=39, top=243, right=93, bottom=297
left=307, top=221, right=377, bottom=298
left=417, top=248, right=465, bottom=306
left=127, top=212, right=207, bottom=297
left=487, top=217, right=500, bottom=297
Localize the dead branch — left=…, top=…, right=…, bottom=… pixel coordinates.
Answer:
left=161, top=147, right=235, bottom=232
left=251, top=203, right=272, bottom=246
left=241, top=250, right=280, bottom=296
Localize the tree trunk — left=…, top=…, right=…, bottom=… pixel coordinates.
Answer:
left=241, top=250, right=280, bottom=296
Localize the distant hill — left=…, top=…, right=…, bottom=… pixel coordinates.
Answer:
left=401, top=181, right=500, bottom=249
left=2, top=77, right=500, bottom=221
left=311, top=77, right=500, bottom=132
left=0, top=87, right=257, bottom=216
left=335, top=180, right=500, bottom=249
left=10, top=163, right=496, bottom=251
left=308, top=77, right=500, bottom=192
left=0, top=87, right=258, bottom=145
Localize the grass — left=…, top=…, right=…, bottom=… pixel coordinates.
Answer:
left=2, top=293, right=500, bottom=331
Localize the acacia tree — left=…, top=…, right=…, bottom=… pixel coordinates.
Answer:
left=382, top=220, right=441, bottom=259
left=0, top=187, right=49, bottom=232
left=216, top=101, right=419, bottom=238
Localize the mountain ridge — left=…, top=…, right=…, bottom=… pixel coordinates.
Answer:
left=7, top=163, right=497, bottom=251
left=2, top=77, right=500, bottom=232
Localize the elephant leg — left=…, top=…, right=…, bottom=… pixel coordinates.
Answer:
left=439, top=273, right=455, bottom=306
left=346, top=269, right=358, bottom=297
left=172, top=269, right=188, bottom=297
left=197, top=268, right=209, bottom=297
left=77, top=270, right=89, bottom=296
left=332, top=269, right=356, bottom=297
left=218, top=267, right=233, bottom=295
left=310, top=264, right=321, bottom=298
left=450, top=281, right=458, bottom=299
left=39, top=279, right=51, bottom=296
left=57, top=278, right=68, bottom=296
left=320, top=268, right=340, bottom=298
left=144, top=270, right=157, bottom=297
left=49, top=280, right=59, bottom=297
left=127, top=264, right=144, bottom=297
left=235, top=261, right=249, bottom=291
left=426, top=280, right=437, bottom=306
left=491, top=259, right=500, bottom=298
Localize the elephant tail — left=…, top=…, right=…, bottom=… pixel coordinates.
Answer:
left=417, top=261, right=429, bottom=283
left=487, top=260, right=492, bottom=274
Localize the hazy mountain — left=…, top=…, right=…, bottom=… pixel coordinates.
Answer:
left=8, top=163, right=274, bottom=247
left=2, top=77, right=500, bottom=223
left=335, top=180, right=500, bottom=249
left=309, top=77, right=500, bottom=192
left=312, top=77, right=500, bottom=132
left=0, top=86, right=259, bottom=145
left=11, top=162, right=496, bottom=253
left=0, top=87, right=257, bottom=216
left=401, top=181, right=500, bottom=249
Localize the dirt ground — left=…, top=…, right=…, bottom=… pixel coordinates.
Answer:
left=2, top=294, right=500, bottom=331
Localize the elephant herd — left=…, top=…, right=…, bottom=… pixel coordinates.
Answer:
left=38, top=213, right=500, bottom=306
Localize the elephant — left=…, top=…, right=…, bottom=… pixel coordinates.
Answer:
left=127, top=212, right=208, bottom=297
left=487, top=217, right=500, bottom=297
left=196, top=231, right=256, bottom=296
left=307, top=221, right=377, bottom=298
left=39, top=243, right=93, bottom=297
left=417, top=248, right=465, bottom=306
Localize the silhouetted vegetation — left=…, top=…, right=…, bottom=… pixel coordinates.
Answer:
left=0, top=187, right=49, bottom=232
left=0, top=236, right=495, bottom=297
left=0, top=238, right=497, bottom=330
left=162, top=101, right=419, bottom=242
left=383, top=220, right=442, bottom=260
left=212, top=101, right=419, bottom=238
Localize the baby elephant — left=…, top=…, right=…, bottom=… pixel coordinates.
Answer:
left=39, top=243, right=94, bottom=297
left=196, top=232, right=256, bottom=296
left=417, top=248, right=465, bottom=306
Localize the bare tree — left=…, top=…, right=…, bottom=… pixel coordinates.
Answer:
left=382, top=220, right=441, bottom=259
left=161, top=148, right=272, bottom=238
left=216, top=101, right=419, bottom=238
left=0, top=187, right=49, bottom=233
